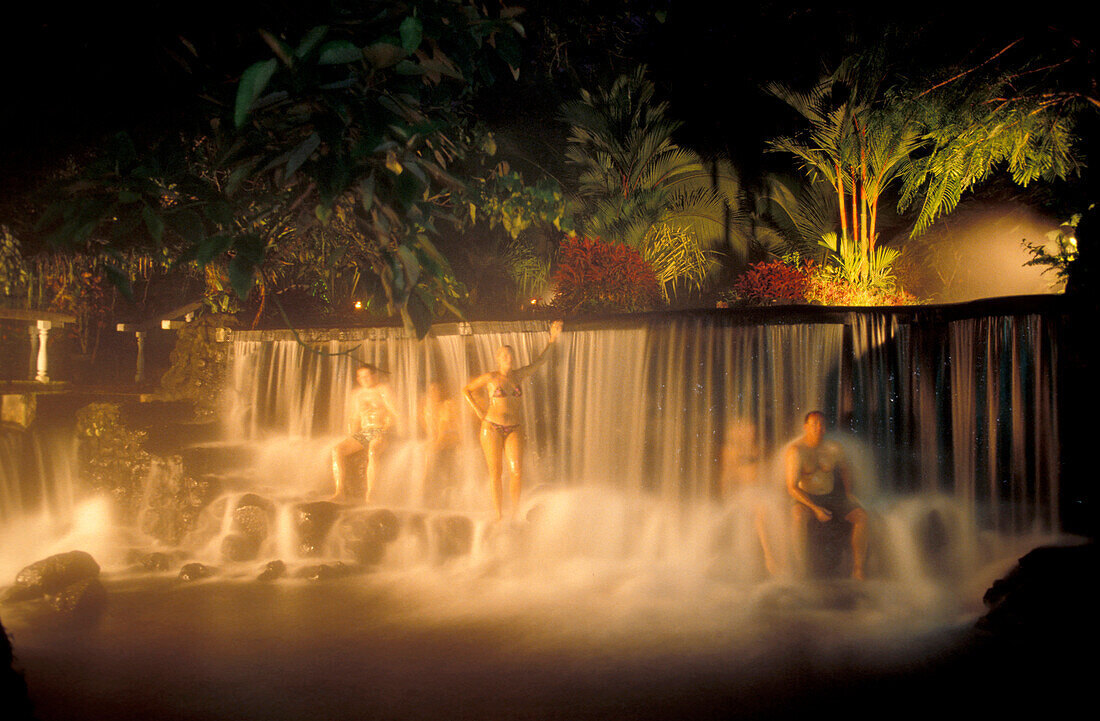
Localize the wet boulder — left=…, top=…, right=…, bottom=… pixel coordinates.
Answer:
left=805, top=517, right=854, bottom=578
left=128, top=551, right=177, bottom=572
left=342, top=509, right=400, bottom=565
left=257, top=560, right=286, bottom=581
left=178, top=563, right=216, bottom=582
left=4, top=551, right=100, bottom=603
left=295, top=562, right=353, bottom=582
left=48, top=577, right=107, bottom=617
left=233, top=505, right=270, bottom=538
left=978, top=542, right=1098, bottom=646
left=294, top=501, right=340, bottom=557
left=219, top=500, right=272, bottom=562
left=220, top=533, right=262, bottom=562
left=432, top=515, right=474, bottom=561
left=236, top=493, right=275, bottom=516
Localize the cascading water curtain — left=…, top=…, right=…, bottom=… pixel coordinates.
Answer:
left=848, top=312, right=1060, bottom=533
left=949, top=315, right=1060, bottom=534
left=226, top=312, right=1058, bottom=531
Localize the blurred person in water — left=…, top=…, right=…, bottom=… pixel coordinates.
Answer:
left=463, top=321, right=562, bottom=521
left=785, top=410, right=869, bottom=580
left=420, top=379, right=461, bottom=507
left=331, top=363, right=398, bottom=503
left=720, top=417, right=783, bottom=576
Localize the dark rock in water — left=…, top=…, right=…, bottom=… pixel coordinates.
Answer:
left=342, top=508, right=401, bottom=565
left=221, top=532, right=262, bottom=562
left=978, top=542, right=1098, bottom=647
left=5, top=551, right=100, bottom=603
left=806, top=518, right=853, bottom=578
left=257, top=560, right=286, bottom=581
left=48, top=578, right=107, bottom=617
left=236, top=493, right=275, bottom=515
left=232, top=505, right=270, bottom=540
left=347, top=537, right=386, bottom=565
left=138, top=552, right=175, bottom=572
left=178, top=563, right=215, bottom=581
left=138, top=460, right=221, bottom=546
left=432, top=515, right=474, bottom=560
left=295, top=501, right=340, bottom=555
left=295, top=562, right=352, bottom=582
left=352, top=509, right=400, bottom=544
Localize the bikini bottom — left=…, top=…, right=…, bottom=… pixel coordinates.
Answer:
left=485, top=420, right=521, bottom=439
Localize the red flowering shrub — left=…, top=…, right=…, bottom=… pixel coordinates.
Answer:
left=551, top=236, right=660, bottom=313
left=732, top=258, right=813, bottom=304
left=728, top=256, right=919, bottom=307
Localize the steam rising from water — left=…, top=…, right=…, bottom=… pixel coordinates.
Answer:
left=894, top=201, right=1063, bottom=302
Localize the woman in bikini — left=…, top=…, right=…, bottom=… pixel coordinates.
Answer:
left=463, top=320, right=562, bottom=521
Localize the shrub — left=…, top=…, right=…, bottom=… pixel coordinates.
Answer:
left=552, top=236, right=660, bottom=313
left=727, top=254, right=917, bottom=307
left=806, top=265, right=917, bottom=306
left=732, top=257, right=813, bottom=304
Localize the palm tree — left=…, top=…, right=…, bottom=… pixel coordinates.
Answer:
left=560, top=67, right=751, bottom=294
left=767, top=62, right=919, bottom=283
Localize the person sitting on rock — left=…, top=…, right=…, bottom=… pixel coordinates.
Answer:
left=785, top=410, right=868, bottom=580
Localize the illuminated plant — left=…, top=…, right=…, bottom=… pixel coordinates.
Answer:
left=551, top=236, right=660, bottom=313
left=1023, top=210, right=1085, bottom=292
left=642, top=224, right=715, bottom=301
left=732, top=257, right=813, bottom=305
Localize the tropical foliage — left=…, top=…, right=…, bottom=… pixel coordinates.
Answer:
left=727, top=253, right=914, bottom=307
left=731, top=257, right=813, bottom=305
left=561, top=66, right=745, bottom=285
left=1024, top=210, right=1086, bottom=291
left=551, top=235, right=659, bottom=313
left=35, top=2, right=528, bottom=337
left=642, top=223, right=713, bottom=301
left=767, top=40, right=1090, bottom=300
left=767, top=57, right=918, bottom=285
left=897, top=43, right=1086, bottom=236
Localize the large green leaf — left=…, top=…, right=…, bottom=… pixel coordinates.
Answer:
left=141, top=205, right=165, bottom=244
left=399, top=16, right=423, bottom=53
left=228, top=234, right=265, bottom=298
left=295, top=26, right=329, bottom=59
left=319, top=40, right=363, bottom=65
left=285, top=133, right=321, bottom=180
left=363, top=42, right=407, bottom=69
left=234, top=59, right=278, bottom=128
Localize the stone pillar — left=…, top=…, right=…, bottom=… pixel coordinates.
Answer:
left=135, top=331, right=147, bottom=384
left=35, top=320, right=52, bottom=383
left=28, top=325, right=39, bottom=381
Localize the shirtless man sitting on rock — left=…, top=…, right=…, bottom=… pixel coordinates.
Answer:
left=785, top=410, right=868, bottom=580
left=332, top=363, right=397, bottom=503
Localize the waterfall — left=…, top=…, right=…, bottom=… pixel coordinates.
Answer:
left=221, top=308, right=1061, bottom=566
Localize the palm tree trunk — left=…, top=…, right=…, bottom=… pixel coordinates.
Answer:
left=836, top=160, right=848, bottom=243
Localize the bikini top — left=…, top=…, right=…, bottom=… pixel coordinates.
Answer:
left=491, top=383, right=522, bottom=398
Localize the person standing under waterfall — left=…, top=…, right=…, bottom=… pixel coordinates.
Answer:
left=720, top=418, right=782, bottom=576
left=463, top=321, right=562, bottom=521
left=420, top=380, right=461, bottom=507
left=332, top=363, right=398, bottom=503
left=785, top=410, right=869, bottom=580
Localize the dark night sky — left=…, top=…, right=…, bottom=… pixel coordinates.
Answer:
left=1, top=3, right=1096, bottom=201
